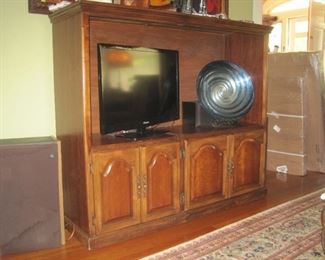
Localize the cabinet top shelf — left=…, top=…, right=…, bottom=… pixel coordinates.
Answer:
left=91, top=124, right=264, bottom=151
left=50, top=0, right=272, bottom=35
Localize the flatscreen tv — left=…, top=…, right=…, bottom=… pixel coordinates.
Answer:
left=97, top=43, right=179, bottom=138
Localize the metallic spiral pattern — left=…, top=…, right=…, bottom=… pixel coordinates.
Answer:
left=197, top=60, right=254, bottom=120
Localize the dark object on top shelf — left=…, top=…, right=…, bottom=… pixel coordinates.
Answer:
left=188, top=0, right=228, bottom=15
left=28, top=0, right=75, bottom=14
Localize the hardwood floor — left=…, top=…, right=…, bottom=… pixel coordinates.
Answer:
left=4, top=171, right=325, bottom=260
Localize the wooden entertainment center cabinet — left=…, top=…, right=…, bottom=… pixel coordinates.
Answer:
left=50, top=1, right=271, bottom=249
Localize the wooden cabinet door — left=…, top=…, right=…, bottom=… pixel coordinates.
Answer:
left=140, top=142, right=181, bottom=222
left=229, top=130, right=265, bottom=197
left=92, top=148, right=141, bottom=234
left=184, top=135, right=228, bottom=210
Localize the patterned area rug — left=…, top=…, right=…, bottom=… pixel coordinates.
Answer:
left=143, top=189, right=325, bottom=259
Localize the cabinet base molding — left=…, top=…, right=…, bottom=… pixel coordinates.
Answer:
left=66, top=188, right=266, bottom=250
left=185, top=187, right=267, bottom=222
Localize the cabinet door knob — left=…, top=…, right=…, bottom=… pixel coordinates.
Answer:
left=103, top=164, right=113, bottom=177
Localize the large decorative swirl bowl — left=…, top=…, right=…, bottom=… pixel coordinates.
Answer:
left=197, top=60, right=254, bottom=125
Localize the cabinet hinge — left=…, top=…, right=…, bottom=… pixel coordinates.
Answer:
left=180, top=192, right=185, bottom=206
left=227, top=160, right=234, bottom=176
left=89, top=162, right=94, bottom=175
left=180, top=148, right=185, bottom=159
left=92, top=214, right=96, bottom=226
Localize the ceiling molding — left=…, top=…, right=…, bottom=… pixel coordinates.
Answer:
left=263, top=0, right=288, bottom=14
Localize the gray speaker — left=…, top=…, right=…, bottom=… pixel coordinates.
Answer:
left=0, top=137, right=65, bottom=256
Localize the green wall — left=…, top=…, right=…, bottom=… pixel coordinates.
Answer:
left=0, top=0, right=55, bottom=139
left=229, top=0, right=253, bottom=21
left=0, top=0, right=254, bottom=140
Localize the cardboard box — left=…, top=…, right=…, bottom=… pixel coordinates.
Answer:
left=267, top=52, right=325, bottom=174
left=267, top=78, right=306, bottom=116
left=267, top=115, right=305, bottom=154
left=267, top=150, right=307, bottom=176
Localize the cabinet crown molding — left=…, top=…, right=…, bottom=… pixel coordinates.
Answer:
left=49, top=0, right=272, bottom=35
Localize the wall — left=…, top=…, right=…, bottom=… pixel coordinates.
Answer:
left=229, top=0, right=253, bottom=21
left=0, top=0, right=55, bottom=139
left=0, top=0, right=254, bottom=140
left=252, top=0, right=263, bottom=24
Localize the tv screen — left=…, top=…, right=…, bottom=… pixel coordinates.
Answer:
left=98, top=44, right=179, bottom=137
